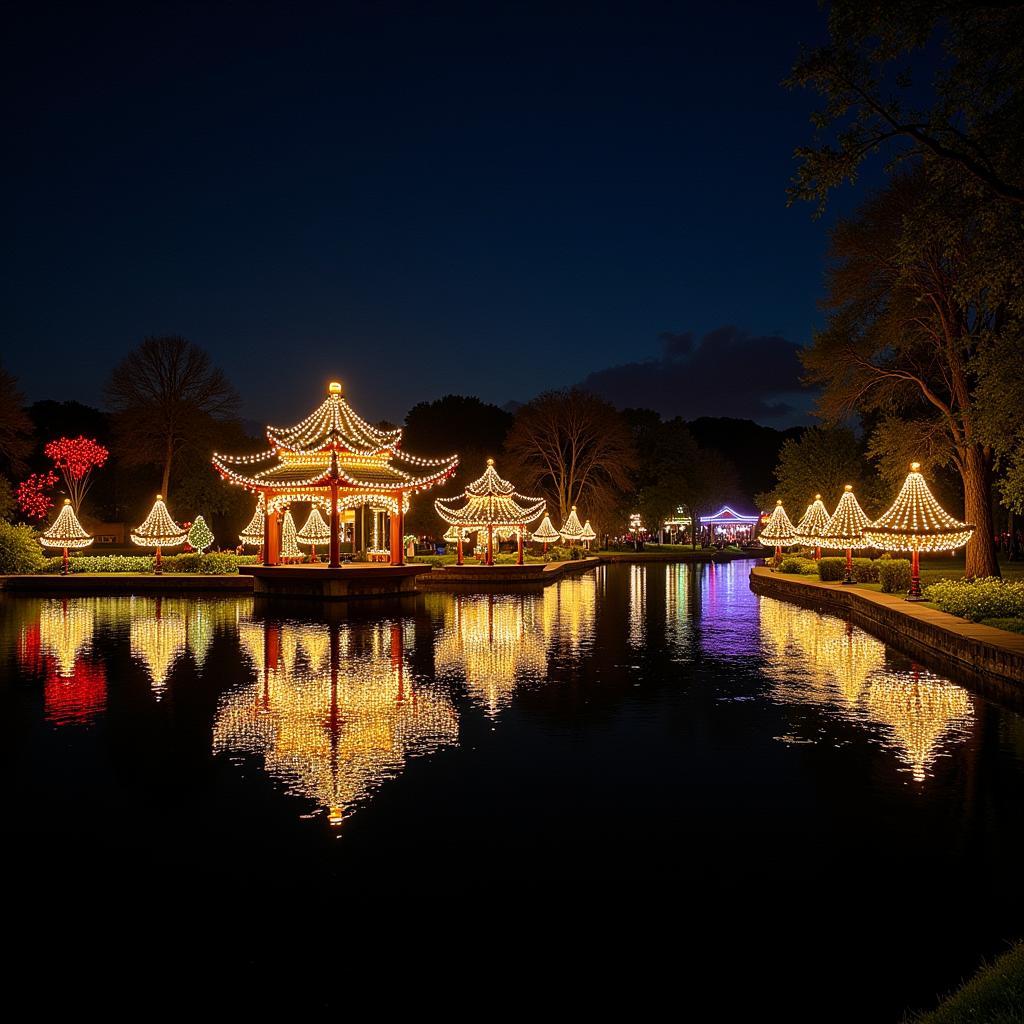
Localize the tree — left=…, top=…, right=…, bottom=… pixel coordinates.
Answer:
left=44, top=436, right=109, bottom=514
left=402, top=395, right=513, bottom=534
left=803, top=169, right=1009, bottom=576
left=755, top=426, right=885, bottom=520
left=677, top=450, right=741, bottom=549
left=0, top=363, right=33, bottom=487
left=975, top=327, right=1024, bottom=513
left=187, top=515, right=214, bottom=553
left=786, top=2, right=1024, bottom=212
left=16, top=471, right=58, bottom=521
left=504, top=389, right=635, bottom=533
left=104, top=336, right=240, bottom=499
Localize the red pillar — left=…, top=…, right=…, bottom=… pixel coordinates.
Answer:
left=487, top=524, right=494, bottom=565
left=908, top=548, right=923, bottom=600
left=329, top=481, right=340, bottom=568
left=517, top=526, right=524, bottom=565
left=390, top=496, right=403, bottom=565
left=457, top=533, right=463, bottom=565
left=265, top=509, right=280, bottom=566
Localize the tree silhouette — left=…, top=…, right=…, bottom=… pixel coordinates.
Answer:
left=104, top=336, right=240, bottom=499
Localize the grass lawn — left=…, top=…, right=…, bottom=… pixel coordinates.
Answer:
left=912, top=942, right=1024, bottom=1023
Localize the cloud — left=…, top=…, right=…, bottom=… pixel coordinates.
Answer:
left=579, top=325, right=814, bottom=424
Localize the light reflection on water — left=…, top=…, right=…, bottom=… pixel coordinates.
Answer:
left=759, top=596, right=974, bottom=781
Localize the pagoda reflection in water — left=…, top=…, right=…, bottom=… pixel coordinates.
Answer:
left=213, top=617, right=458, bottom=826
left=759, top=596, right=974, bottom=781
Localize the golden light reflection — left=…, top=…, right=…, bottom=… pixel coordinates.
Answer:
left=37, top=599, right=95, bottom=678
left=540, top=572, right=598, bottom=657
left=435, top=594, right=548, bottom=717
left=214, top=619, right=458, bottom=825
left=129, top=598, right=186, bottom=699
left=628, top=564, right=646, bottom=649
left=759, top=596, right=974, bottom=781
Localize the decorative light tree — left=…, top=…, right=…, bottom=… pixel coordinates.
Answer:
left=794, top=494, right=831, bottom=559
left=43, top=436, right=109, bottom=513
left=239, top=496, right=265, bottom=559
left=16, top=471, right=59, bottom=521
left=821, top=485, right=873, bottom=585
left=131, top=495, right=187, bottom=574
left=531, top=510, right=559, bottom=553
left=39, top=499, right=93, bottom=574
left=297, top=506, right=330, bottom=562
left=580, top=519, right=596, bottom=550
left=187, top=515, right=215, bottom=554
left=280, top=509, right=302, bottom=562
left=559, top=506, right=586, bottom=546
left=759, top=500, right=796, bottom=562
left=863, top=462, right=975, bottom=600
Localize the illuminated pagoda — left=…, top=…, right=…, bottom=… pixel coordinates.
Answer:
left=131, top=495, right=187, bottom=574
left=580, top=519, right=596, bottom=549
left=213, top=381, right=458, bottom=567
left=434, top=459, right=545, bottom=565
left=39, top=498, right=93, bottom=574
left=759, top=500, right=795, bottom=560
left=863, top=462, right=974, bottom=600
left=532, top=510, right=559, bottom=552
left=794, top=494, right=831, bottom=559
left=239, top=496, right=265, bottom=558
left=297, top=506, right=330, bottom=562
left=821, top=485, right=873, bottom=584
left=559, top=505, right=586, bottom=545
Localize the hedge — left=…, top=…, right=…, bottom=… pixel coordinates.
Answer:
left=38, top=552, right=259, bottom=574
left=923, top=577, right=1024, bottom=622
left=817, top=557, right=879, bottom=582
left=878, top=559, right=912, bottom=593
left=779, top=556, right=819, bottom=576
left=817, top=557, right=846, bottom=581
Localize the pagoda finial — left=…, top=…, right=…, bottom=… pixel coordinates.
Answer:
left=487, top=457, right=494, bottom=466
left=329, top=381, right=342, bottom=395
left=844, top=484, right=852, bottom=492
left=910, top=460, right=920, bottom=471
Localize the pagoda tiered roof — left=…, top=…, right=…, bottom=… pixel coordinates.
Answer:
left=435, top=460, right=545, bottom=528
left=213, top=382, right=458, bottom=498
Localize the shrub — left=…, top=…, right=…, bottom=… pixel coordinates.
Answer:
left=37, top=552, right=258, bottom=574
left=0, top=521, right=46, bottom=574
left=779, top=556, right=818, bottom=575
left=852, top=558, right=878, bottom=583
left=817, top=557, right=846, bottom=581
left=923, top=577, right=1024, bottom=622
left=878, top=559, right=912, bottom=593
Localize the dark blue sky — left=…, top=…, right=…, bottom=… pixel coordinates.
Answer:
left=4, top=1, right=849, bottom=428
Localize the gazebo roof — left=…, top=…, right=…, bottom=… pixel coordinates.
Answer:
left=699, top=505, right=760, bottom=525
left=213, top=382, right=458, bottom=496
left=435, top=459, right=545, bottom=528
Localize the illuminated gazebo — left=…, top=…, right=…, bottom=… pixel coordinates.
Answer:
left=213, top=381, right=458, bottom=567
left=699, top=505, right=760, bottom=543
left=434, top=459, right=545, bottom=565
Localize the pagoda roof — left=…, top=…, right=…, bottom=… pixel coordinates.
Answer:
left=212, top=383, right=458, bottom=495
left=699, top=505, right=760, bottom=525
left=435, top=460, right=545, bottom=527
left=266, top=382, right=402, bottom=455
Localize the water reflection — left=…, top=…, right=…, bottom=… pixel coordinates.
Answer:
left=759, top=596, right=974, bottom=781
left=213, top=617, right=458, bottom=826
left=435, top=594, right=547, bottom=717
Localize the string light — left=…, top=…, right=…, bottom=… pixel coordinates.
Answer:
left=795, top=494, right=830, bottom=543
left=758, top=500, right=796, bottom=560
left=187, top=515, right=214, bottom=554
left=531, top=512, right=559, bottom=545
left=435, top=458, right=544, bottom=565
left=239, top=496, right=265, bottom=547
left=864, top=462, right=975, bottom=599
left=580, top=519, right=596, bottom=548
left=296, top=506, right=330, bottom=560
left=280, top=510, right=302, bottom=561
left=39, top=499, right=93, bottom=573
left=559, top=505, right=586, bottom=544
left=821, top=485, right=873, bottom=583
left=131, top=495, right=186, bottom=574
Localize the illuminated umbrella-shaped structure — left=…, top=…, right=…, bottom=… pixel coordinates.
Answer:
left=279, top=509, right=302, bottom=562
left=297, top=506, right=331, bottom=562
left=863, top=461, right=974, bottom=600
left=794, top=494, right=831, bottom=560
left=239, top=496, right=265, bottom=559
left=580, top=519, right=596, bottom=550
left=559, top=505, right=586, bottom=545
left=531, top=511, right=559, bottom=553
left=821, top=485, right=873, bottom=585
left=39, top=499, right=93, bottom=574
left=131, top=495, right=186, bottom=574
left=759, top=500, right=796, bottom=562
left=435, top=459, right=545, bottom=565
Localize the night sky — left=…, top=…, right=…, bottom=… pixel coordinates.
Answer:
left=4, top=1, right=848, bottom=428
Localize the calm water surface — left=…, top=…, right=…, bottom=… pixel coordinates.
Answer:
left=3, top=560, right=1023, bottom=1018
